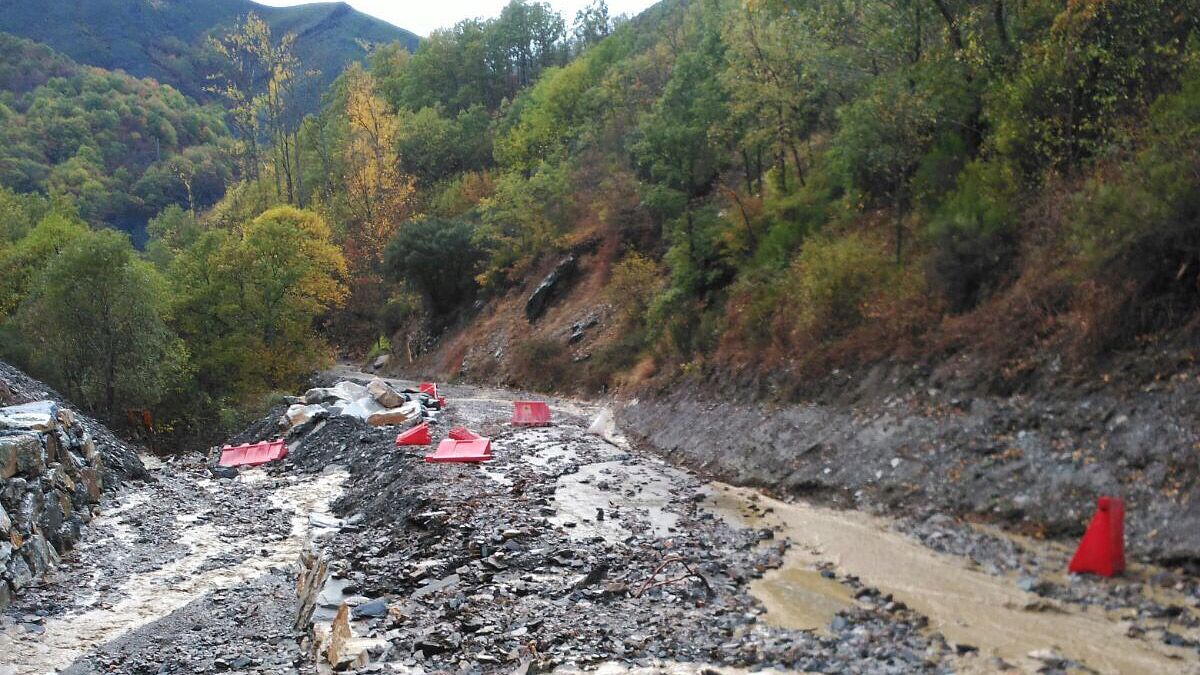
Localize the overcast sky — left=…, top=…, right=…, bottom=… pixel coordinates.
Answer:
left=253, top=0, right=658, bottom=37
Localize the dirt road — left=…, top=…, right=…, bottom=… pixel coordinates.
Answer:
left=2, top=370, right=1197, bottom=673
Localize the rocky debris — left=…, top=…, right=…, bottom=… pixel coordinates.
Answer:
left=280, top=379, right=442, bottom=434
left=0, top=360, right=144, bottom=485
left=366, top=379, right=404, bottom=409
left=525, top=255, right=577, bottom=323
left=274, top=385, right=955, bottom=673
left=3, top=450, right=303, bottom=673
left=55, top=568, right=303, bottom=675
left=371, top=353, right=391, bottom=371
left=0, top=398, right=123, bottom=611
left=567, top=312, right=600, bottom=345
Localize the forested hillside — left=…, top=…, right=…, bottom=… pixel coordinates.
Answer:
left=297, top=0, right=1200, bottom=398
left=0, top=33, right=234, bottom=239
left=3, top=0, right=1200, bottom=445
left=0, top=0, right=418, bottom=106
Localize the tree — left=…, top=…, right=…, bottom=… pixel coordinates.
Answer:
left=383, top=218, right=485, bottom=316
left=207, top=13, right=270, bottom=180
left=341, top=64, right=415, bottom=265
left=16, top=229, right=183, bottom=420
left=208, top=12, right=312, bottom=201
left=0, top=205, right=88, bottom=316
left=168, top=206, right=347, bottom=400
left=573, top=1, right=613, bottom=50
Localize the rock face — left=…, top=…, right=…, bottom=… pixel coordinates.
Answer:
left=525, top=255, right=577, bottom=323
left=0, top=359, right=146, bottom=611
left=0, top=401, right=99, bottom=607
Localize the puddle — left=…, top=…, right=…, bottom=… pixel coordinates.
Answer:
left=0, top=466, right=346, bottom=674
left=551, top=460, right=681, bottom=543
left=704, top=484, right=1199, bottom=674
left=751, top=567, right=853, bottom=634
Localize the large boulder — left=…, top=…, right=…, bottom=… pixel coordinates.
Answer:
left=0, top=400, right=58, bottom=432
left=366, top=379, right=405, bottom=408
left=5, top=553, right=32, bottom=591
left=0, top=433, right=44, bottom=478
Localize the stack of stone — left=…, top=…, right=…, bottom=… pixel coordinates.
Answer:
left=0, top=400, right=105, bottom=610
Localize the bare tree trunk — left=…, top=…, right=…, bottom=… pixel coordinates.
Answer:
left=930, top=0, right=965, bottom=52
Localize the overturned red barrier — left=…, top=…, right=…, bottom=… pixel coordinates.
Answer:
left=448, top=426, right=482, bottom=441
left=424, top=438, right=492, bottom=463
left=419, top=382, right=438, bottom=398
left=395, top=423, right=432, bottom=446
left=219, top=439, right=287, bottom=467
left=512, top=401, right=551, bottom=426
left=1068, top=496, right=1126, bottom=577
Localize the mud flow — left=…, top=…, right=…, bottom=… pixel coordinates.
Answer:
left=2, top=370, right=1198, bottom=674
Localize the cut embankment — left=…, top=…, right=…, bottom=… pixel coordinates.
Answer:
left=617, top=378, right=1200, bottom=568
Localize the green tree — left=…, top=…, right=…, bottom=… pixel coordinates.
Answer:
left=16, top=229, right=184, bottom=420
left=0, top=205, right=88, bottom=316
left=383, top=217, right=485, bottom=316
left=169, top=206, right=347, bottom=401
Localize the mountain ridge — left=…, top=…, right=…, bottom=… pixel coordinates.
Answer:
left=0, top=0, right=419, bottom=103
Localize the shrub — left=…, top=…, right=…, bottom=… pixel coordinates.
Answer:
left=784, top=233, right=893, bottom=341
left=605, top=251, right=665, bottom=324
left=988, top=0, right=1200, bottom=176
left=510, top=337, right=570, bottom=392
left=924, top=160, right=1020, bottom=311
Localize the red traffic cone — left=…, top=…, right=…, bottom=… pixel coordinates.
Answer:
left=1068, top=496, right=1125, bottom=577
left=395, top=423, right=431, bottom=446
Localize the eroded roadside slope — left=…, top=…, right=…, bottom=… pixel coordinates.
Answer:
left=617, top=359, right=1200, bottom=567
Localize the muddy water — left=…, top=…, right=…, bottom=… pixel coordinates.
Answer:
left=550, top=460, right=681, bottom=543
left=750, top=567, right=854, bottom=635
left=0, top=465, right=345, bottom=674
left=705, top=484, right=1198, bottom=674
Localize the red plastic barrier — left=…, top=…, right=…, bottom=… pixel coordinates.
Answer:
left=424, top=438, right=492, bottom=463
left=419, top=382, right=438, bottom=398
left=448, top=427, right=482, bottom=441
left=219, top=439, right=287, bottom=467
left=395, top=423, right=432, bottom=446
left=512, top=401, right=551, bottom=426
left=1068, top=496, right=1126, bottom=577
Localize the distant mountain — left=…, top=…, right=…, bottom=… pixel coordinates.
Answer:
left=0, top=0, right=419, bottom=105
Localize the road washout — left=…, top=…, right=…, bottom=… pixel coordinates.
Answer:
left=0, top=453, right=345, bottom=674
left=287, top=372, right=951, bottom=672
left=3, top=365, right=1198, bottom=673
left=705, top=483, right=1200, bottom=673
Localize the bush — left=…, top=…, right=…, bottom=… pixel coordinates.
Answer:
left=989, top=0, right=1200, bottom=176
left=924, top=160, right=1020, bottom=311
left=605, top=251, right=665, bottom=324
left=510, top=337, right=570, bottom=392
left=784, top=233, right=893, bottom=341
